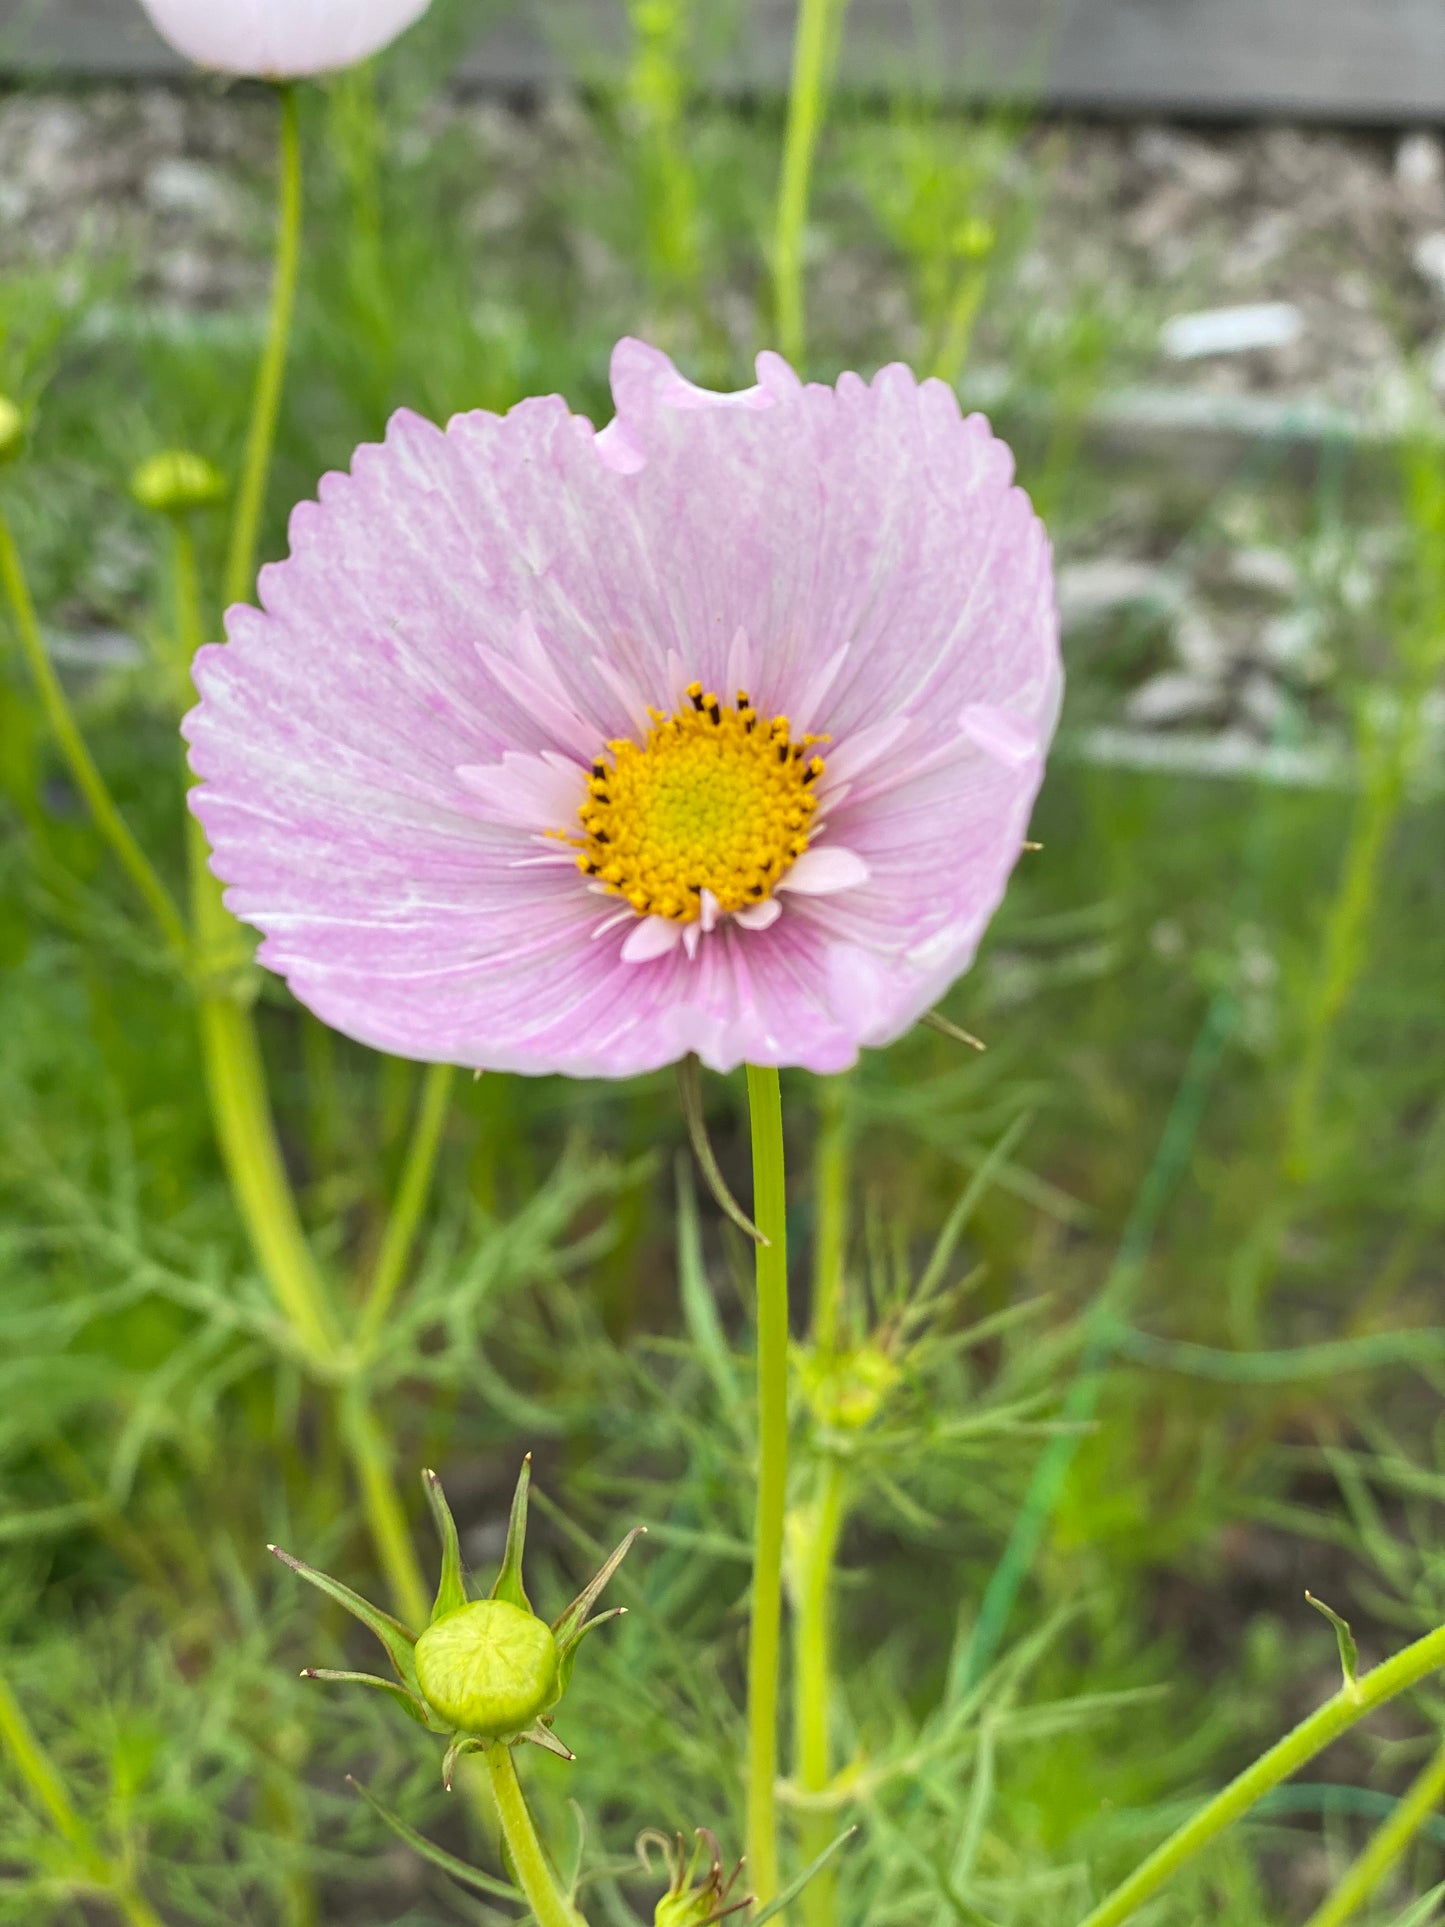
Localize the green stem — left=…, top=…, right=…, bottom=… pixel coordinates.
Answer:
left=793, top=1455, right=847, bottom=1927
left=358, top=1061, right=455, bottom=1350
left=162, top=124, right=339, bottom=1375
left=339, top=1390, right=430, bottom=1628
left=1302, top=1737, right=1445, bottom=1927
left=1075, top=1620, right=1445, bottom=1927
left=0, top=1672, right=165, bottom=1927
left=0, top=508, right=190, bottom=961
left=746, top=1063, right=790, bottom=1908
left=225, top=82, right=303, bottom=611
left=483, top=1740, right=584, bottom=1927
left=773, top=0, right=849, bottom=364
left=810, top=1074, right=849, bottom=1358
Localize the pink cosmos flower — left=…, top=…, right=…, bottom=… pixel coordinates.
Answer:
left=137, top=0, right=431, bottom=77
left=184, top=341, right=1061, bottom=1079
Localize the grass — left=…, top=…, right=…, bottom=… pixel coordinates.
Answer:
left=3, top=1, right=1445, bottom=1921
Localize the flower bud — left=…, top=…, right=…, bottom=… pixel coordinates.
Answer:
left=131, top=450, right=227, bottom=517
left=414, top=1599, right=559, bottom=1739
left=643, top=1829, right=747, bottom=1927
left=801, top=1342, right=900, bottom=1433
left=136, top=0, right=432, bottom=77
left=0, top=396, right=24, bottom=466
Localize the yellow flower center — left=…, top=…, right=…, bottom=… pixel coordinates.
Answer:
left=573, top=683, right=827, bottom=924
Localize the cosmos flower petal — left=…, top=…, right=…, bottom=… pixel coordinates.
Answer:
left=775, top=847, right=871, bottom=896
left=733, top=899, right=783, bottom=932
left=138, top=0, right=430, bottom=76
left=455, top=752, right=585, bottom=832
left=184, top=342, right=1061, bottom=1078
left=621, top=916, right=687, bottom=964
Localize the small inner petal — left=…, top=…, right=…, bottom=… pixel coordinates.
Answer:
left=566, top=681, right=828, bottom=925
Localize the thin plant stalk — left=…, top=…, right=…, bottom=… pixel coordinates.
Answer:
left=788, top=1072, right=853, bottom=1927
left=0, top=509, right=190, bottom=962
left=774, top=0, right=850, bottom=364
left=1075, top=1619, right=1445, bottom=1927
left=810, top=1072, right=850, bottom=1358
left=624, top=0, right=701, bottom=294
left=1302, top=1737, right=1445, bottom=1927
left=358, top=1060, right=456, bottom=1350
left=0, top=1671, right=166, bottom=1927
left=167, top=302, right=430, bottom=1636
left=746, top=1063, right=791, bottom=1908
left=482, top=1740, right=583, bottom=1927
left=225, top=82, right=303, bottom=612
left=339, top=1390, right=431, bottom=1629
left=793, top=1454, right=847, bottom=1927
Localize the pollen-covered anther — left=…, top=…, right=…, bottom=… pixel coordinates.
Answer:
left=573, top=684, right=828, bottom=924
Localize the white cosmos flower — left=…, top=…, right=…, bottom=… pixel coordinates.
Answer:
left=137, top=0, right=432, bottom=77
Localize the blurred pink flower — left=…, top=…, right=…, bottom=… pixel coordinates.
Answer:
left=184, top=341, right=1061, bottom=1078
left=137, top=0, right=431, bottom=76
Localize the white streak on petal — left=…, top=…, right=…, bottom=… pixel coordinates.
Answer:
left=474, top=643, right=600, bottom=762
left=960, top=702, right=1039, bottom=766
left=726, top=627, right=753, bottom=699
left=456, top=751, right=585, bottom=830
left=665, top=649, right=691, bottom=709
left=733, top=898, right=782, bottom=931
left=777, top=846, right=870, bottom=896
left=590, top=654, right=650, bottom=735
left=620, top=914, right=685, bottom=963
left=791, top=645, right=849, bottom=732
left=592, top=908, right=634, bottom=940
left=823, top=715, right=913, bottom=788
left=683, top=923, right=702, bottom=959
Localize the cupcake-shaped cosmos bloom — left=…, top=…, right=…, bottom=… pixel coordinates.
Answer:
left=137, top=0, right=431, bottom=76
left=184, top=341, right=1061, bottom=1078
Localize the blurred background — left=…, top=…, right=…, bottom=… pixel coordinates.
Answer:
left=1, top=0, right=1445, bottom=1922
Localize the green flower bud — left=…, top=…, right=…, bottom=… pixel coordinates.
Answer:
left=275, top=1457, right=643, bottom=1787
left=643, top=1829, right=747, bottom=1927
left=414, top=1599, right=559, bottom=1738
left=131, top=449, right=227, bottom=516
left=0, top=395, right=24, bottom=466
left=801, top=1342, right=901, bottom=1433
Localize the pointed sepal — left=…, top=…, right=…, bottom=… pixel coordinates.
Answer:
left=441, top=1733, right=486, bottom=1792
left=519, top=1718, right=576, bottom=1762
left=552, top=1526, right=644, bottom=1696
left=490, top=1456, right=534, bottom=1613
left=269, top=1543, right=421, bottom=1695
left=300, top=1668, right=443, bottom=1730
left=423, top=1468, right=467, bottom=1624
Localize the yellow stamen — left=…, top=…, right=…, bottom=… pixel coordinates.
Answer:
left=569, top=682, right=827, bottom=924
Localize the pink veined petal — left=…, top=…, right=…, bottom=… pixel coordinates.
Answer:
left=137, top=0, right=430, bottom=75
left=776, top=846, right=871, bottom=896
left=620, top=915, right=686, bottom=963
left=960, top=702, right=1042, bottom=766
left=455, top=751, right=585, bottom=832
left=726, top=627, right=753, bottom=698
left=184, top=340, right=1061, bottom=1078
